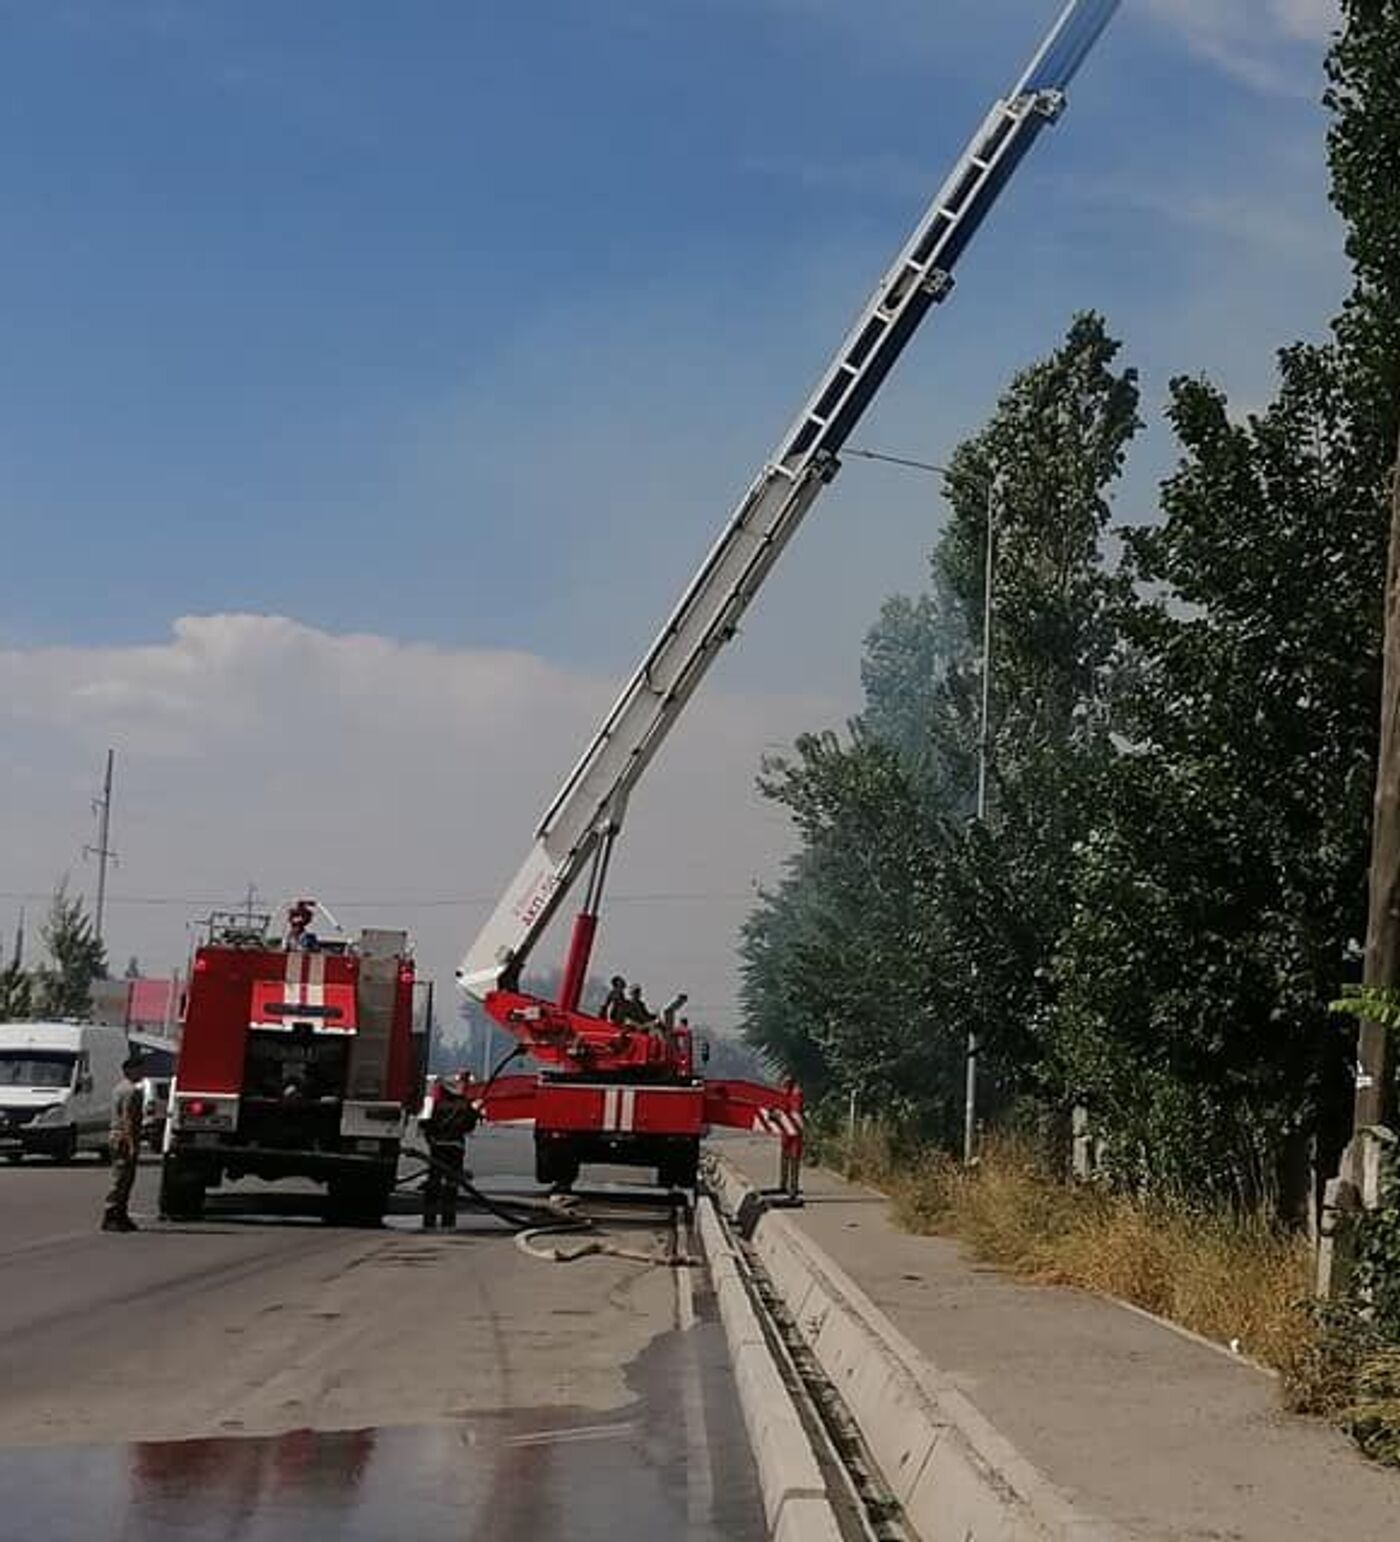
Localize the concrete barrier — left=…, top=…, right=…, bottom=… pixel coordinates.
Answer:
left=695, top=1198, right=842, bottom=1542
left=710, top=1155, right=1127, bottom=1542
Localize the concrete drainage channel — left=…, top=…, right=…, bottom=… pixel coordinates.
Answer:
left=699, top=1153, right=1127, bottom=1542
left=697, top=1191, right=907, bottom=1542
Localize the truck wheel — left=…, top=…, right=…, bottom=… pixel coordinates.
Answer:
left=536, top=1141, right=579, bottom=1191
left=159, top=1157, right=207, bottom=1221
left=658, top=1142, right=699, bottom=1190
left=326, top=1173, right=391, bottom=1228
left=48, top=1129, right=77, bottom=1165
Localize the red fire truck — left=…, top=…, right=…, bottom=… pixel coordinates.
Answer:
left=159, top=907, right=424, bottom=1224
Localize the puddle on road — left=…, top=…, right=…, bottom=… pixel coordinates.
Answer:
left=0, top=1321, right=765, bottom=1542
left=0, top=1413, right=758, bottom=1541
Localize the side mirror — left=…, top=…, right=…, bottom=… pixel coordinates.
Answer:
left=78, top=1075, right=93, bottom=1095
left=700, top=1040, right=711, bottom=1065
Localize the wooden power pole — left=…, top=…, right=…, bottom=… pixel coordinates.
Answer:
left=1354, top=443, right=1400, bottom=1183
left=1322, top=441, right=1400, bottom=1296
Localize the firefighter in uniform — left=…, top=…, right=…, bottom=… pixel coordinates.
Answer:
left=421, top=1072, right=478, bottom=1230
left=102, top=1052, right=146, bottom=1233
left=598, top=975, right=628, bottom=1023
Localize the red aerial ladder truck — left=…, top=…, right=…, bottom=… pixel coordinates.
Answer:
left=461, top=1, right=1122, bottom=1192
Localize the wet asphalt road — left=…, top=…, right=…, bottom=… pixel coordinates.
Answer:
left=0, top=1130, right=765, bottom=1541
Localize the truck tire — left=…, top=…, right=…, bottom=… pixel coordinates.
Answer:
left=535, top=1140, right=579, bottom=1191
left=326, top=1171, right=392, bottom=1228
left=47, top=1128, right=77, bottom=1166
left=159, top=1156, right=207, bottom=1221
left=658, top=1141, right=699, bottom=1191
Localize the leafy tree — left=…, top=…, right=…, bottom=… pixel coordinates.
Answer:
left=742, top=316, right=1141, bottom=1145
left=1049, top=342, right=1380, bottom=1206
left=0, top=957, right=31, bottom=1020
left=931, top=313, right=1141, bottom=1109
left=1327, top=0, right=1400, bottom=478
left=861, top=576, right=971, bottom=784
left=32, top=883, right=108, bottom=1020
left=743, top=729, right=963, bottom=1131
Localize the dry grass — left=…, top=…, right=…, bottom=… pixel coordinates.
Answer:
left=831, top=1129, right=1315, bottom=1375
left=1350, top=1349, right=1400, bottom=1465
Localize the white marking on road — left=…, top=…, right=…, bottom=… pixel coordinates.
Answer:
left=502, top=1421, right=637, bottom=1448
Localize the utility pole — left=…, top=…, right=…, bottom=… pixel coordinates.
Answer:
left=1353, top=446, right=1400, bottom=1186
left=1321, top=444, right=1400, bottom=1297
left=847, top=447, right=998, bottom=1164
left=84, top=749, right=118, bottom=948
left=967, top=474, right=998, bottom=1168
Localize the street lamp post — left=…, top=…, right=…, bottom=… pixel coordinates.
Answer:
left=846, top=447, right=998, bottom=1165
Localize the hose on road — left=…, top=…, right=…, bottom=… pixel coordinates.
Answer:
left=514, top=1224, right=699, bottom=1268
left=399, top=1145, right=699, bottom=1269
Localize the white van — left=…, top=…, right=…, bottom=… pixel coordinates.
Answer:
left=0, top=1023, right=131, bottom=1163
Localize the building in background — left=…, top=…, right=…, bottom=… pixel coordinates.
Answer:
left=91, top=974, right=182, bottom=1071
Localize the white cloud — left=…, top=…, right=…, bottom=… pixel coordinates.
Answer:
left=0, top=615, right=843, bottom=1030
left=1144, top=0, right=1340, bottom=93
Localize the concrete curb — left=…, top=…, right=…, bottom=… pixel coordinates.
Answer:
left=708, top=1154, right=1129, bottom=1542
left=695, top=1197, right=843, bottom=1542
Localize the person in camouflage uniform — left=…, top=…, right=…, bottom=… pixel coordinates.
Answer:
left=102, top=1052, right=145, bottom=1233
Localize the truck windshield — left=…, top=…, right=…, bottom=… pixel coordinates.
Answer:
left=0, top=1052, right=76, bottom=1089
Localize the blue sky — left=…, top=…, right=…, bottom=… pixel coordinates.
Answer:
left=0, top=0, right=1352, bottom=1016
left=1, top=1, right=1345, bottom=669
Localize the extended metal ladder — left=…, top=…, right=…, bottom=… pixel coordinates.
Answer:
left=459, top=0, right=1122, bottom=997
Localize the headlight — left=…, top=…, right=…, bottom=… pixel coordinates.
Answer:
left=31, top=1104, right=68, bottom=1127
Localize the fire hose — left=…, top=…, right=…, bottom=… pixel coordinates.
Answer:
left=398, top=1142, right=699, bottom=1269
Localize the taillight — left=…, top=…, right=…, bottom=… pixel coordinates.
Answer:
left=187, top=1099, right=212, bottom=1118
